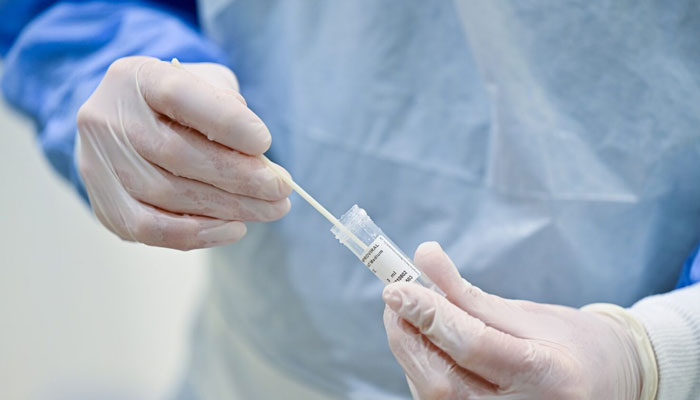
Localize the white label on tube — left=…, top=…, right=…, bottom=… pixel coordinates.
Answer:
left=361, top=236, right=421, bottom=284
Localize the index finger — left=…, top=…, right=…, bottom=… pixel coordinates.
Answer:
left=383, top=282, right=535, bottom=389
left=137, top=59, right=271, bottom=155
left=383, top=307, right=499, bottom=399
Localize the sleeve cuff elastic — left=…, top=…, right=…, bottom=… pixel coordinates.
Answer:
left=629, top=285, right=700, bottom=400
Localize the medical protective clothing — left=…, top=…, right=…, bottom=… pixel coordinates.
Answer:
left=77, top=56, right=290, bottom=249
left=3, top=0, right=700, bottom=399
left=0, top=1, right=225, bottom=201
left=677, top=244, right=700, bottom=288
left=194, top=1, right=700, bottom=398
left=383, top=241, right=657, bottom=400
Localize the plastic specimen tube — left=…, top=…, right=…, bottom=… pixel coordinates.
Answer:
left=332, top=205, right=440, bottom=289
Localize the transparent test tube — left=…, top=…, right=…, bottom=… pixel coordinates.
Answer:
left=331, top=205, right=442, bottom=292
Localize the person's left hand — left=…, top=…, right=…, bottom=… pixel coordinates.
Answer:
left=382, top=242, right=653, bottom=400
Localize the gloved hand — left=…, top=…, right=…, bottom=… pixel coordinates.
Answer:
left=383, top=242, right=658, bottom=400
left=77, top=56, right=291, bottom=250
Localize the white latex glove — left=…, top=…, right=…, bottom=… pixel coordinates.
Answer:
left=77, top=56, right=291, bottom=250
left=383, top=242, right=658, bottom=400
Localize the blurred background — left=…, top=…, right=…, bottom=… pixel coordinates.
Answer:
left=0, top=62, right=208, bottom=399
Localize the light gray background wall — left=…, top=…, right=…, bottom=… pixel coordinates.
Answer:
left=0, top=63, right=207, bottom=400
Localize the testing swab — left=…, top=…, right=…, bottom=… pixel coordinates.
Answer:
left=260, top=156, right=439, bottom=288
left=258, top=155, right=368, bottom=251
left=261, top=156, right=437, bottom=287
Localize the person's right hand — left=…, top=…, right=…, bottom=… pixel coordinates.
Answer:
left=77, top=56, right=292, bottom=250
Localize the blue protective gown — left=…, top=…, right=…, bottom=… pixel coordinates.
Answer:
left=2, top=1, right=700, bottom=399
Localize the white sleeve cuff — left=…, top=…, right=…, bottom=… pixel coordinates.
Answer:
left=630, top=284, right=700, bottom=400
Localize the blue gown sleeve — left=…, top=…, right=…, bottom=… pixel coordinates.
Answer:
left=1, top=1, right=229, bottom=202
left=676, top=243, right=700, bottom=288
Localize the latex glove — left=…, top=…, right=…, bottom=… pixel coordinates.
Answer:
left=77, top=56, right=291, bottom=250
left=382, top=242, right=658, bottom=400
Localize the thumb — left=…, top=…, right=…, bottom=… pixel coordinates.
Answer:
left=414, top=241, right=524, bottom=333
left=414, top=241, right=467, bottom=298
